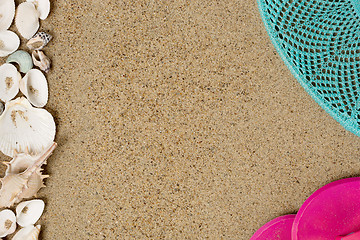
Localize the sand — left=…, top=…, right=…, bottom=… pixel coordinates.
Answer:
left=1, top=0, right=360, bottom=239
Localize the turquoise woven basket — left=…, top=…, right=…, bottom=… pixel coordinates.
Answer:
left=258, top=0, right=360, bottom=136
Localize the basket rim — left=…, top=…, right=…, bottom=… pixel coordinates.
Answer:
left=257, top=0, right=360, bottom=137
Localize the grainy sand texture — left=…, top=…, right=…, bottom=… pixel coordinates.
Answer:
left=2, top=0, right=360, bottom=239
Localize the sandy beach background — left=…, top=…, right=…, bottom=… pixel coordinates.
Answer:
left=2, top=0, right=360, bottom=239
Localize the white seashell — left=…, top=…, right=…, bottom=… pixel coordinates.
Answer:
left=0, top=143, right=56, bottom=208
left=32, top=50, right=51, bottom=73
left=27, top=0, right=50, bottom=20
left=0, top=209, right=16, bottom=237
left=12, top=225, right=41, bottom=240
left=6, top=50, right=33, bottom=74
left=0, top=64, right=21, bottom=102
left=0, top=30, right=20, bottom=57
left=15, top=2, right=40, bottom=39
left=27, top=32, right=52, bottom=50
left=16, top=199, right=45, bottom=227
left=0, top=97, right=55, bottom=157
left=0, top=0, right=15, bottom=31
left=20, top=69, right=48, bottom=107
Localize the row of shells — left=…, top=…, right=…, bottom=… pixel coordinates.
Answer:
left=0, top=0, right=56, bottom=239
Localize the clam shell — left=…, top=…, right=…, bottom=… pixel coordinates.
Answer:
left=32, top=50, right=51, bottom=73
left=20, top=69, right=48, bottom=107
left=27, top=0, right=50, bottom=20
left=0, top=63, right=21, bottom=102
left=0, top=143, right=56, bottom=208
left=27, top=32, right=52, bottom=50
left=0, top=30, right=20, bottom=57
left=0, top=97, right=55, bottom=157
left=15, top=2, right=40, bottom=39
left=0, top=209, right=16, bottom=238
left=0, top=0, right=15, bottom=31
left=12, top=225, right=41, bottom=240
left=6, top=50, right=33, bottom=73
left=16, top=199, right=45, bottom=227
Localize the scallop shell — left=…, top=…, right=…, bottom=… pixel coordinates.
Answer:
left=0, top=209, right=16, bottom=238
left=27, top=0, right=50, bottom=20
left=15, top=2, right=40, bottom=39
left=0, top=30, right=20, bottom=57
left=6, top=50, right=33, bottom=74
left=20, top=69, right=48, bottom=107
left=0, top=0, right=15, bottom=31
left=0, top=143, right=56, bottom=208
left=0, top=97, right=55, bottom=157
left=12, top=225, right=41, bottom=240
left=16, top=199, right=45, bottom=227
left=0, top=64, right=21, bottom=102
left=27, top=32, right=52, bottom=50
left=32, top=50, right=51, bottom=73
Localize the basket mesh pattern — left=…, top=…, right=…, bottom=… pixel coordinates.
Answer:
left=258, top=0, right=360, bottom=136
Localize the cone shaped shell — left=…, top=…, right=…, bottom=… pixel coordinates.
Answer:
left=0, top=63, right=20, bottom=102
left=27, top=32, right=52, bottom=51
left=20, top=69, right=48, bottom=107
left=15, top=2, right=40, bottom=39
left=0, top=30, right=20, bottom=57
left=27, top=0, right=50, bottom=20
left=0, top=0, right=15, bottom=31
left=12, top=225, right=41, bottom=240
left=0, top=209, right=16, bottom=238
left=0, top=97, right=55, bottom=157
left=16, top=199, right=45, bottom=227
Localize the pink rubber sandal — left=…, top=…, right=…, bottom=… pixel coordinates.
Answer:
left=250, top=215, right=295, bottom=240
left=292, top=177, right=360, bottom=239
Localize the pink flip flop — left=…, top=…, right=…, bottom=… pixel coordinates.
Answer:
left=292, top=177, right=360, bottom=240
left=250, top=215, right=295, bottom=240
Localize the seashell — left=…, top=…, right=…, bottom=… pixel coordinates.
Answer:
left=32, top=50, right=51, bottom=73
left=0, top=64, right=21, bottom=102
left=0, top=143, right=56, bottom=208
left=16, top=199, right=45, bottom=227
left=26, top=32, right=52, bottom=50
left=0, top=97, right=55, bottom=157
left=0, top=102, right=4, bottom=116
left=0, top=0, right=15, bottom=31
left=27, top=0, right=50, bottom=20
left=2, top=146, right=51, bottom=200
left=0, top=209, right=16, bottom=237
left=12, top=225, right=41, bottom=240
left=0, top=30, right=20, bottom=57
left=20, top=69, right=48, bottom=107
left=6, top=50, right=33, bottom=74
left=15, top=2, right=40, bottom=39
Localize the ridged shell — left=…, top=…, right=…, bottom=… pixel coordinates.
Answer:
left=0, top=30, right=20, bottom=57
left=6, top=50, right=33, bottom=73
left=27, top=0, right=50, bottom=20
left=0, top=143, right=56, bottom=208
left=0, top=63, right=20, bottom=102
left=0, top=97, right=55, bottom=157
left=0, top=209, right=16, bottom=237
left=32, top=50, right=51, bottom=73
left=20, top=69, right=48, bottom=107
left=12, top=225, right=41, bottom=240
left=15, top=2, right=40, bottom=39
left=27, top=32, right=52, bottom=50
left=0, top=0, right=15, bottom=31
left=16, top=199, right=45, bottom=227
